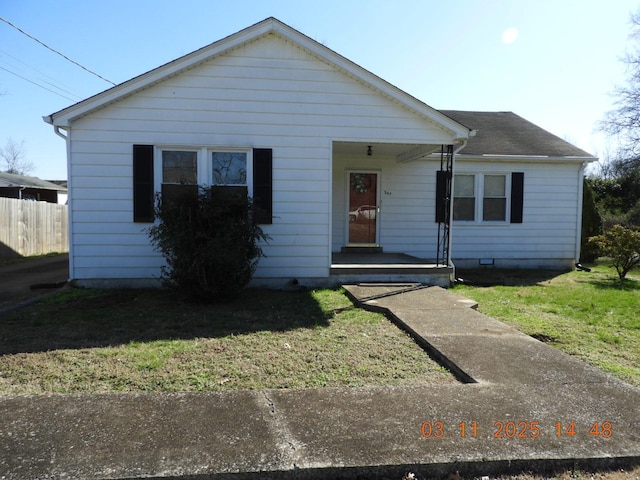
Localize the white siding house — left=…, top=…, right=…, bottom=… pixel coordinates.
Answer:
left=44, top=18, right=595, bottom=288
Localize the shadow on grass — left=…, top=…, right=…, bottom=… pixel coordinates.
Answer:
left=455, top=268, right=567, bottom=287
left=588, top=276, right=640, bottom=291
left=0, top=288, right=331, bottom=355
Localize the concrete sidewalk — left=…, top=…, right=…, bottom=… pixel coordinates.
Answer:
left=1, top=284, right=639, bottom=479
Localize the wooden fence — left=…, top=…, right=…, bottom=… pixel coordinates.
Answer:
left=0, top=197, right=69, bottom=258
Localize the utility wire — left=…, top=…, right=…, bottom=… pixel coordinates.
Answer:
left=0, top=15, right=116, bottom=86
left=0, top=65, right=78, bottom=101
left=0, top=48, right=81, bottom=99
left=0, top=48, right=81, bottom=100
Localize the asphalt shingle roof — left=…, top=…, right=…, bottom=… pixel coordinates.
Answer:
left=440, top=110, right=595, bottom=158
left=0, top=173, right=67, bottom=191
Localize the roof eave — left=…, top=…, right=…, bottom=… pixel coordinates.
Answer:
left=272, top=22, right=470, bottom=139
left=47, top=18, right=282, bottom=127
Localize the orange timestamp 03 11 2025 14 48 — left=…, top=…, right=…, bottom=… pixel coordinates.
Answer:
left=420, top=421, right=613, bottom=439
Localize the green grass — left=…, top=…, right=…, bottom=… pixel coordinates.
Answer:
left=0, top=288, right=454, bottom=395
left=454, top=262, right=640, bottom=386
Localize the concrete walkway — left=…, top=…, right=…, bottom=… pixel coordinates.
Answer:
left=1, top=284, right=638, bottom=479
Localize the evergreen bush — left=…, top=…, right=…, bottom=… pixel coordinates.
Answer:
left=580, top=179, right=603, bottom=263
left=147, top=185, right=269, bottom=302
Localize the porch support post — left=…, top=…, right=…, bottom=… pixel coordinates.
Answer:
left=436, top=144, right=453, bottom=266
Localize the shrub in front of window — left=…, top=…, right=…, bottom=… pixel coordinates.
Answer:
left=147, top=185, right=269, bottom=302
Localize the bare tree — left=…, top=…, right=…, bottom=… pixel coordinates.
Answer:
left=601, top=9, right=640, bottom=174
left=0, top=138, right=35, bottom=175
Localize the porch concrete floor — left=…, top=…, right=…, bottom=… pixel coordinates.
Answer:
left=331, top=252, right=443, bottom=267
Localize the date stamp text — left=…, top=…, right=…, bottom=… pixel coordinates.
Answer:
left=420, top=421, right=613, bottom=439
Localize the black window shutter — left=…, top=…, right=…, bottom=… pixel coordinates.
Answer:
left=435, top=170, right=451, bottom=223
left=510, top=172, right=524, bottom=223
left=133, top=145, right=155, bottom=222
left=253, top=148, right=273, bottom=224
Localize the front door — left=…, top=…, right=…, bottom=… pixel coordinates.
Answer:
left=347, top=171, right=379, bottom=245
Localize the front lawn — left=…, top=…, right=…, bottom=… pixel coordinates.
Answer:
left=0, top=288, right=454, bottom=395
left=454, top=262, right=640, bottom=386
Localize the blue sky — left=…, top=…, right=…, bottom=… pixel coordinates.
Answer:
left=0, top=0, right=637, bottom=180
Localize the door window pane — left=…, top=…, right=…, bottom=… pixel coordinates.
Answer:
left=348, top=173, right=377, bottom=244
left=212, top=152, right=247, bottom=185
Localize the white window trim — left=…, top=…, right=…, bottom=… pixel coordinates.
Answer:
left=453, top=173, right=511, bottom=224
left=155, top=146, right=253, bottom=193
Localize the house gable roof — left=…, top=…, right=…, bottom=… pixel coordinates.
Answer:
left=45, top=18, right=470, bottom=140
left=440, top=110, right=595, bottom=159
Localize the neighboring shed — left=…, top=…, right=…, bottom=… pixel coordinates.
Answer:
left=0, top=173, right=67, bottom=204
left=43, top=18, right=595, bottom=288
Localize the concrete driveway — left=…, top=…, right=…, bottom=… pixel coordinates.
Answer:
left=0, top=253, right=69, bottom=311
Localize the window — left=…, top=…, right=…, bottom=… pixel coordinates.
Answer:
left=161, top=150, right=198, bottom=206
left=453, top=174, right=475, bottom=221
left=132, top=145, right=272, bottom=224
left=483, top=175, right=507, bottom=221
left=453, top=173, right=510, bottom=223
left=212, top=151, right=247, bottom=185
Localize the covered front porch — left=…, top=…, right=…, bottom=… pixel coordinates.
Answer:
left=330, top=141, right=455, bottom=286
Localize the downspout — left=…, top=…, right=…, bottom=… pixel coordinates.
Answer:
left=575, top=161, right=588, bottom=266
left=49, top=123, right=73, bottom=282
left=448, top=137, right=471, bottom=283
left=53, top=125, right=68, bottom=141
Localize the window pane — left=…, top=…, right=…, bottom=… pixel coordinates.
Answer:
left=484, top=175, right=506, bottom=197
left=162, top=151, right=197, bottom=184
left=483, top=198, right=506, bottom=221
left=212, top=152, right=247, bottom=185
left=161, top=183, right=199, bottom=208
left=454, top=175, right=475, bottom=196
left=453, top=198, right=475, bottom=221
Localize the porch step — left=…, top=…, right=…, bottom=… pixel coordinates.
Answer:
left=330, top=253, right=453, bottom=287
left=340, top=246, right=383, bottom=254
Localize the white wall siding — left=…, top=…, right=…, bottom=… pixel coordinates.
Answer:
left=452, top=159, right=582, bottom=269
left=67, top=34, right=452, bottom=284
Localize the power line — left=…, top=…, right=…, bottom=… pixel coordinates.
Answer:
left=0, top=15, right=116, bottom=86
left=0, top=49, right=81, bottom=99
left=0, top=65, right=78, bottom=101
